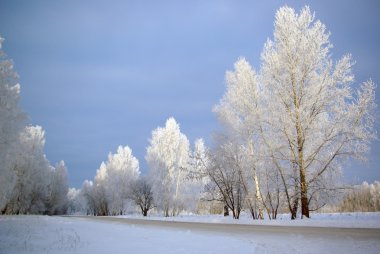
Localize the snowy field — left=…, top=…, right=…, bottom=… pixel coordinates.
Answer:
left=1, top=214, right=379, bottom=254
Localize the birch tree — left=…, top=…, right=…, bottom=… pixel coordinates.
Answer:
left=215, top=6, right=376, bottom=219
left=214, top=58, right=266, bottom=219
left=261, top=6, right=376, bottom=218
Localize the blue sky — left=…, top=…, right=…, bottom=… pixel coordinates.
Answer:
left=0, top=0, right=379, bottom=188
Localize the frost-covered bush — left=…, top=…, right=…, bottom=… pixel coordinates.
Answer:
left=339, top=182, right=380, bottom=212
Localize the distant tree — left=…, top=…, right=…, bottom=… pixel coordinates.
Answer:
left=81, top=180, right=98, bottom=215
left=46, top=161, right=69, bottom=215
left=146, top=117, right=190, bottom=216
left=187, top=138, right=211, bottom=214
left=93, top=146, right=140, bottom=215
left=129, top=177, right=154, bottom=216
left=67, top=188, right=87, bottom=215
left=339, top=182, right=380, bottom=212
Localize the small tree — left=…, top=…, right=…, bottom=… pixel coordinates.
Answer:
left=46, top=161, right=69, bottom=215
left=204, top=139, right=247, bottom=219
left=129, top=178, right=154, bottom=216
left=93, top=146, right=140, bottom=215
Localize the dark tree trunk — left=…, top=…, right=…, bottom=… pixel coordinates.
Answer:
left=223, top=205, right=229, bottom=216
left=235, top=208, right=241, bottom=219
left=291, top=196, right=299, bottom=219
left=300, top=169, right=309, bottom=218
left=248, top=205, right=256, bottom=220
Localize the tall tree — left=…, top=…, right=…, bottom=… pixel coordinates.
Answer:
left=261, top=6, right=376, bottom=218
left=214, top=6, right=377, bottom=219
left=0, top=37, right=26, bottom=212
left=146, top=117, right=190, bottom=216
left=214, top=58, right=266, bottom=219
left=0, top=37, right=69, bottom=215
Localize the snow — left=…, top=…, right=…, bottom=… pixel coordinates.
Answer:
left=1, top=213, right=380, bottom=254
left=117, top=212, right=380, bottom=228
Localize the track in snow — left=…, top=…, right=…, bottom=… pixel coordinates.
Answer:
left=71, top=216, right=380, bottom=240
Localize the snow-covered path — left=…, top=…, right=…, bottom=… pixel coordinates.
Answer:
left=78, top=215, right=380, bottom=239
left=1, top=215, right=379, bottom=254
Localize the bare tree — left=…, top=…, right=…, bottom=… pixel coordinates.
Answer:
left=129, top=178, right=155, bottom=216
left=203, top=139, right=247, bottom=219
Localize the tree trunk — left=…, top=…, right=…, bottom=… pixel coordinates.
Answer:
left=248, top=141, right=264, bottom=220
left=223, top=205, right=229, bottom=216
left=291, top=196, right=298, bottom=220
left=295, top=102, right=309, bottom=219
left=247, top=200, right=256, bottom=220
left=300, top=167, right=309, bottom=218
left=253, top=171, right=264, bottom=220
left=232, top=209, right=237, bottom=219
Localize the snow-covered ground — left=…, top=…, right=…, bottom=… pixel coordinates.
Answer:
left=118, top=212, right=380, bottom=228
left=1, top=214, right=379, bottom=254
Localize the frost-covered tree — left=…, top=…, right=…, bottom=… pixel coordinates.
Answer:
left=146, top=117, right=190, bottom=216
left=93, top=145, right=140, bottom=215
left=2, top=126, right=59, bottom=214
left=0, top=37, right=26, bottom=212
left=260, top=6, right=376, bottom=218
left=0, top=37, right=69, bottom=215
left=189, top=139, right=209, bottom=181
left=203, top=137, right=252, bottom=219
left=338, top=181, right=380, bottom=212
left=214, top=58, right=266, bottom=219
left=214, top=6, right=377, bottom=219
left=46, top=161, right=69, bottom=215
left=67, top=188, right=87, bottom=215
left=81, top=180, right=99, bottom=215
left=188, top=139, right=212, bottom=213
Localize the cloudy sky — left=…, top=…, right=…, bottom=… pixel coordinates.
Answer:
left=0, top=0, right=379, bottom=188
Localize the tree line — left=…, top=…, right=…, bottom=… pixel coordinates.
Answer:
left=1, top=6, right=377, bottom=219
left=0, top=39, right=68, bottom=215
